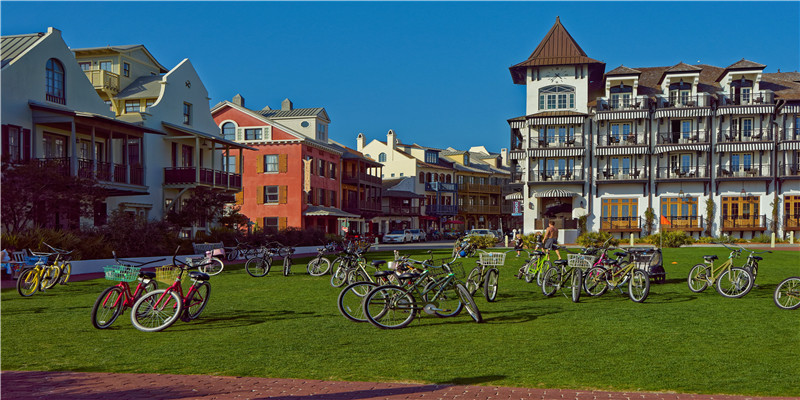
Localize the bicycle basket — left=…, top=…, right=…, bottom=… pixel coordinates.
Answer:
left=479, top=252, right=506, bottom=266
left=25, top=255, right=47, bottom=265
left=155, top=265, right=181, bottom=284
left=103, top=265, right=140, bottom=282
left=447, top=262, right=465, bottom=280
left=568, top=254, right=596, bottom=271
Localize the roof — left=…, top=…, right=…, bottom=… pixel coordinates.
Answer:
left=725, top=59, right=766, bottom=71
left=257, top=107, right=330, bottom=122
left=606, top=65, right=641, bottom=76
left=657, top=62, right=704, bottom=85
left=381, top=189, right=423, bottom=199
left=71, top=44, right=168, bottom=72
left=762, top=72, right=800, bottom=100
left=510, top=17, right=603, bottom=84
left=303, top=205, right=359, bottom=218
left=635, top=64, right=724, bottom=95
left=28, top=100, right=165, bottom=135
left=116, top=75, right=163, bottom=100
left=162, top=122, right=255, bottom=151
left=1, top=32, right=45, bottom=68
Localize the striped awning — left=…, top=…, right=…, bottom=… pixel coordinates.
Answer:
left=505, top=192, right=523, bottom=200
left=595, top=146, right=650, bottom=156
left=509, top=120, right=525, bottom=129
left=778, top=141, right=800, bottom=151
left=533, top=189, right=578, bottom=198
left=303, top=206, right=360, bottom=218
left=653, top=144, right=711, bottom=154
left=653, top=108, right=712, bottom=119
left=509, top=150, right=527, bottom=160
left=781, top=105, right=800, bottom=114
left=716, top=142, right=775, bottom=152
left=527, top=116, right=586, bottom=126
left=716, top=105, right=775, bottom=116
left=527, top=148, right=585, bottom=158
left=595, top=110, right=649, bottom=121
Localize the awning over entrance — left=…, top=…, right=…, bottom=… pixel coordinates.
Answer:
left=533, top=189, right=578, bottom=198
left=303, top=205, right=360, bottom=218
left=505, top=192, right=523, bottom=200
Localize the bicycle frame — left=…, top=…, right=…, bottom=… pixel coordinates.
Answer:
left=101, top=280, right=149, bottom=310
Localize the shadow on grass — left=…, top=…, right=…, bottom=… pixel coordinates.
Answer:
left=257, top=383, right=449, bottom=400
left=167, top=309, right=322, bottom=331
left=436, top=374, right=507, bottom=385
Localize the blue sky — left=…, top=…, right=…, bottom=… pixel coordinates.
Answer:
left=2, top=2, right=798, bottom=152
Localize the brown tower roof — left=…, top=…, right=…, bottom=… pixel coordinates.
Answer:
left=606, top=65, right=642, bottom=76
left=509, top=17, right=603, bottom=84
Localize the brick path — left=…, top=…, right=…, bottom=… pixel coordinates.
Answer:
left=2, top=371, right=796, bottom=400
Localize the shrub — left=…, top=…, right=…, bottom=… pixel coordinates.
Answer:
left=466, top=235, right=498, bottom=249
left=0, top=227, right=113, bottom=260
left=577, top=232, right=618, bottom=248
left=641, top=231, right=694, bottom=248
left=519, top=232, right=543, bottom=249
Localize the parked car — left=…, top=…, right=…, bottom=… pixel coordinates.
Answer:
left=408, top=229, right=426, bottom=242
left=467, top=229, right=496, bottom=238
left=383, top=229, right=413, bottom=243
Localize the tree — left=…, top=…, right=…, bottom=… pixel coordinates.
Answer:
left=166, top=187, right=232, bottom=233
left=1, top=162, right=103, bottom=233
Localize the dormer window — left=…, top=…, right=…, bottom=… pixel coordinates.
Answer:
left=425, top=150, right=438, bottom=164
left=538, top=85, right=575, bottom=110
left=609, top=84, right=632, bottom=108
left=46, top=58, right=65, bottom=105
left=463, top=155, right=470, bottom=166
left=669, top=81, right=692, bottom=106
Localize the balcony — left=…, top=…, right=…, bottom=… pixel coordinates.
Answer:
left=654, top=166, right=711, bottom=180
left=596, top=95, right=649, bottom=111
left=781, top=128, right=800, bottom=142
left=784, top=214, right=800, bottom=231
left=425, top=182, right=458, bottom=192
left=599, top=216, right=641, bottom=232
left=721, top=215, right=767, bottom=232
left=717, top=164, right=771, bottom=180
left=34, top=158, right=145, bottom=186
left=597, top=168, right=647, bottom=182
left=342, top=172, right=380, bottom=185
left=598, top=133, right=646, bottom=146
left=528, top=169, right=585, bottom=182
left=530, top=135, right=583, bottom=148
left=779, top=163, right=800, bottom=178
left=458, top=183, right=500, bottom=194
left=164, top=167, right=242, bottom=190
left=655, top=93, right=712, bottom=109
left=718, top=129, right=773, bottom=143
left=460, top=204, right=500, bottom=214
left=84, top=69, right=120, bottom=94
left=661, top=216, right=706, bottom=232
left=719, top=91, right=775, bottom=106
left=381, top=205, right=420, bottom=216
left=534, top=218, right=578, bottom=230
left=343, top=200, right=382, bottom=214
left=656, top=131, right=709, bottom=144
left=426, top=204, right=458, bottom=215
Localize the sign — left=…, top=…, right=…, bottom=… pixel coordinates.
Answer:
left=302, top=159, right=312, bottom=192
left=512, top=200, right=523, bottom=216
left=342, top=226, right=349, bottom=233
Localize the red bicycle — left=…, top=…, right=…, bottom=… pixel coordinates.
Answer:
left=130, top=247, right=211, bottom=332
left=91, top=252, right=164, bottom=329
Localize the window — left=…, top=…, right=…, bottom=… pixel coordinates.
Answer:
left=378, top=153, right=386, bottom=162
left=43, top=133, right=66, bottom=159
left=264, top=217, right=279, bottom=231
left=225, top=155, right=236, bottom=173
left=45, top=58, right=65, bottom=104
left=601, top=198, right=639, bottom=228
left=669, top=81, right=691, bottom=106
left=329, top=163, right=336, bottom=179
left=681, top=120, right=692, bottom=139
left=99, top=61, right=113, bottom=72
left=122, top=62, right=130, bottom=77
left=182, top=103, right=192, bottom=124
left=222, top=122, right=236, bottom=141
left=318, top=159, right=325, bottom=176
left=264, top=186, right=279, bottom=204
left=330, top=190, right=337, bottom=208
left=3, top=125, right=31, bottom=162
left=731, top=153, right=752, bottom=172
left=742, top=118, right=753, bottom=139
left=610, top=123, right=631, bottom=142
left=425, top=150, right=438, bottom=164
left=181, top=145, right=193, bottom=167
left=721, top=196, right=759, bottom=226
left=264, top=155, right=278, bottom=172
left=419, top=172, right=425, bottom=183
left=538, top=85, right=575, bottom=110
left=104, top=100, right=113, bottom=111
left=79, top=62, right=91, bottom=71
left=681, top=154, right=691, bottom=173
left=741, top=87, right=751, bottom=104
left=125, top=100, right=139, bottom=113
left=145, top=99, right=155, bottom=109
left=244, top=128, right=262, bottom=140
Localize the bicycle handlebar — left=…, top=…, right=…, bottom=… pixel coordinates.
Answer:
left=43, top=242, right=73, bottom=255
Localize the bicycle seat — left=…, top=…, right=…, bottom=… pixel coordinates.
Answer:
left=752, top=256, right=763, bottom=261
left=703, top=255, right=718, bottom=261
left=397, top=272, right=420, bottom=280
left=603, top=259, right=619, bottom=265
left=373, top=270, right=394, bottom=278
left=532, top=251, right=545, bottom=256
left=524, top=259, right=531, bottom=264
left=553, top=260, right=568, bottom=266
left=188, top=271, right=210, bottom=281
left=614, top=251, right=628, bottom=258
left=139, top=271, right=156, bottom=280
left=371, top=260, right=386, bottom=267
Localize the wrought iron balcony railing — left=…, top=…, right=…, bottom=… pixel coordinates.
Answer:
left=655, top=166, right=711, bottom=180
left=717, top=164, right=771, bottom=179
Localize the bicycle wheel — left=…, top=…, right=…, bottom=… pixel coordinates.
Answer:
left=715, top=267, right=753, bottom=298
left=226, top=249, right=238, bottom=261
left=183, top=281, right=211, bottom=321
left=541, top=267, right=559, bottom=297
left=41, top=266, right=60, bottom=290
left=745, top=262, right=759, bottom=283
left=537, top=261, right=551, bottom=287
left=363, top=285, right=416, bottom=329
left=422, top=279, right=463, bottom=318
left=307, top=257, right=331, bottom=276
left=59, top=262, right=71, bottom=284
left=283, top=257, right=291, bottom=276
left=346, top=268, right=370, bottom=285
left=687, top=264, right=710, bottom=293
left=200, top=257, right=224, bottom=276
left=141, top=279, right=158, bottom=296
left=628, top=269, right=650, bottom=303
left=483, top=268, right=499, bottom=302
left=583, top=266, right=609, bottom=297
left=17, top=269, right=39, bottom=297
left=465, top=266, right=482, bottom=295
left=523, top=264, right=535, bottom=283
left=570, top=269, right=582, bottom=303
left=773, top=276, right=800, bottom=310
left=455, top=283, right=482, bottom=323
left=330, top=266, right=348, bottom=288
left=245, top=257, right=270, bottom=277
left=338, top=281, right=377, bottom=322
left=91, top=286, right=124, bottom=329
left=130, top=289, right=182, bottom=332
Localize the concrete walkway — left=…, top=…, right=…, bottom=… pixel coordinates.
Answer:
left=2, top=371, right=796, bottom=400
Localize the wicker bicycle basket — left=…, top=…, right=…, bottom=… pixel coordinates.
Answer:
left=155, top=265, right=181, bottom=284
left=103, top=265, right=140, bottom=282
left=479, top=252, right=506, bottom=266
left=568, top=254, right=597, bottom=271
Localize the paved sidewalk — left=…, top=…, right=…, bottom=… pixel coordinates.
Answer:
left=2, top=371, right=796, bottom=400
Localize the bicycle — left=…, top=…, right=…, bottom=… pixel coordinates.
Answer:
left=337, top=260, right=405, bottom=323
left=362, top=257, right=482, bottom=329
left=130, top=247, right=211, bottom=332
left=687, top=243, right=754, bottom=298
left=16, top=244, right=73, bottom=297
left=330, top=241, right=372, bottom=287
left=307, top=246, right=333, bottom=276
left=43, top=242, right=73, bottom=285
left=226, top=238, right=260, bottom=261
left=281, top=244, right=296, bottom=276
left=541, top=253, right=583, bottom=303
left=581, top=249, right=651, bottom=303
left=738, top=247, right=770, bottom=286
left=91, top=252, right=164, bottom=329
left=245, top=244, right=277, bottom=277
left=516, top=246, right=552, bottom=286
left=186, top=248, right=225, bottom=276
left=452, top=235, right=476, bottom=258
left=465, top=250, right=506, bottom=302
left=773, top=276, right=800, bottom=310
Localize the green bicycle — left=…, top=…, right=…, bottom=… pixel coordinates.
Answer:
left=687, top=243, right=754, bottom=298
left=516, top=246, right=553, bottom=286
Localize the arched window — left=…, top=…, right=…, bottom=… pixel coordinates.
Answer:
left=538, top=85, right=575, bottom=110
left=46, top=58, right=65, bottom=105
left=378, top=152, right=387, bottom=162
left=419, top=172, right=424, bottom=183
left=426, top=172, right=432, bottom=182
left=221, top=122, right=236, bottom=141
left=445, top=174, right=452, bottom=183
left=439, top=173, right=444, bottom=182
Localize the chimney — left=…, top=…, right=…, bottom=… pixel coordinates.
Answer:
left=356, top=133, right=365, bottom=151
left=261, top=105, right=271, bottom=111
left=232, top=94, right=245, bottom=107
left=281, top=98, right=293, bottom=111
left=387, top=129, right=396, bottom=152
left=500, top=148, right=508, bottom=167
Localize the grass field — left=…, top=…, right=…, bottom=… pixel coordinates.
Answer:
left=1, top=247, right=798, bottom=396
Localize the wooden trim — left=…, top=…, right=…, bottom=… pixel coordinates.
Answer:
left=235, top=191, right=243, bottom=205
left=257, top=186, right=264, bottom=205
left=279, top=186, right=287, bottom=204
left=256, top=155, right=264, bottom=173
left=279, top=154, right=288, bottom=173
left=278, top=217, right=287, bottom=230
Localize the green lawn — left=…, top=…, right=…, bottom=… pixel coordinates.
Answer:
left=2, top=247, right=799, bottom=396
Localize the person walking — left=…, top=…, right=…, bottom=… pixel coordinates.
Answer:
left=514, top=234, right=524, bottom=257
left=543, top=221, right=561, bottom=260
